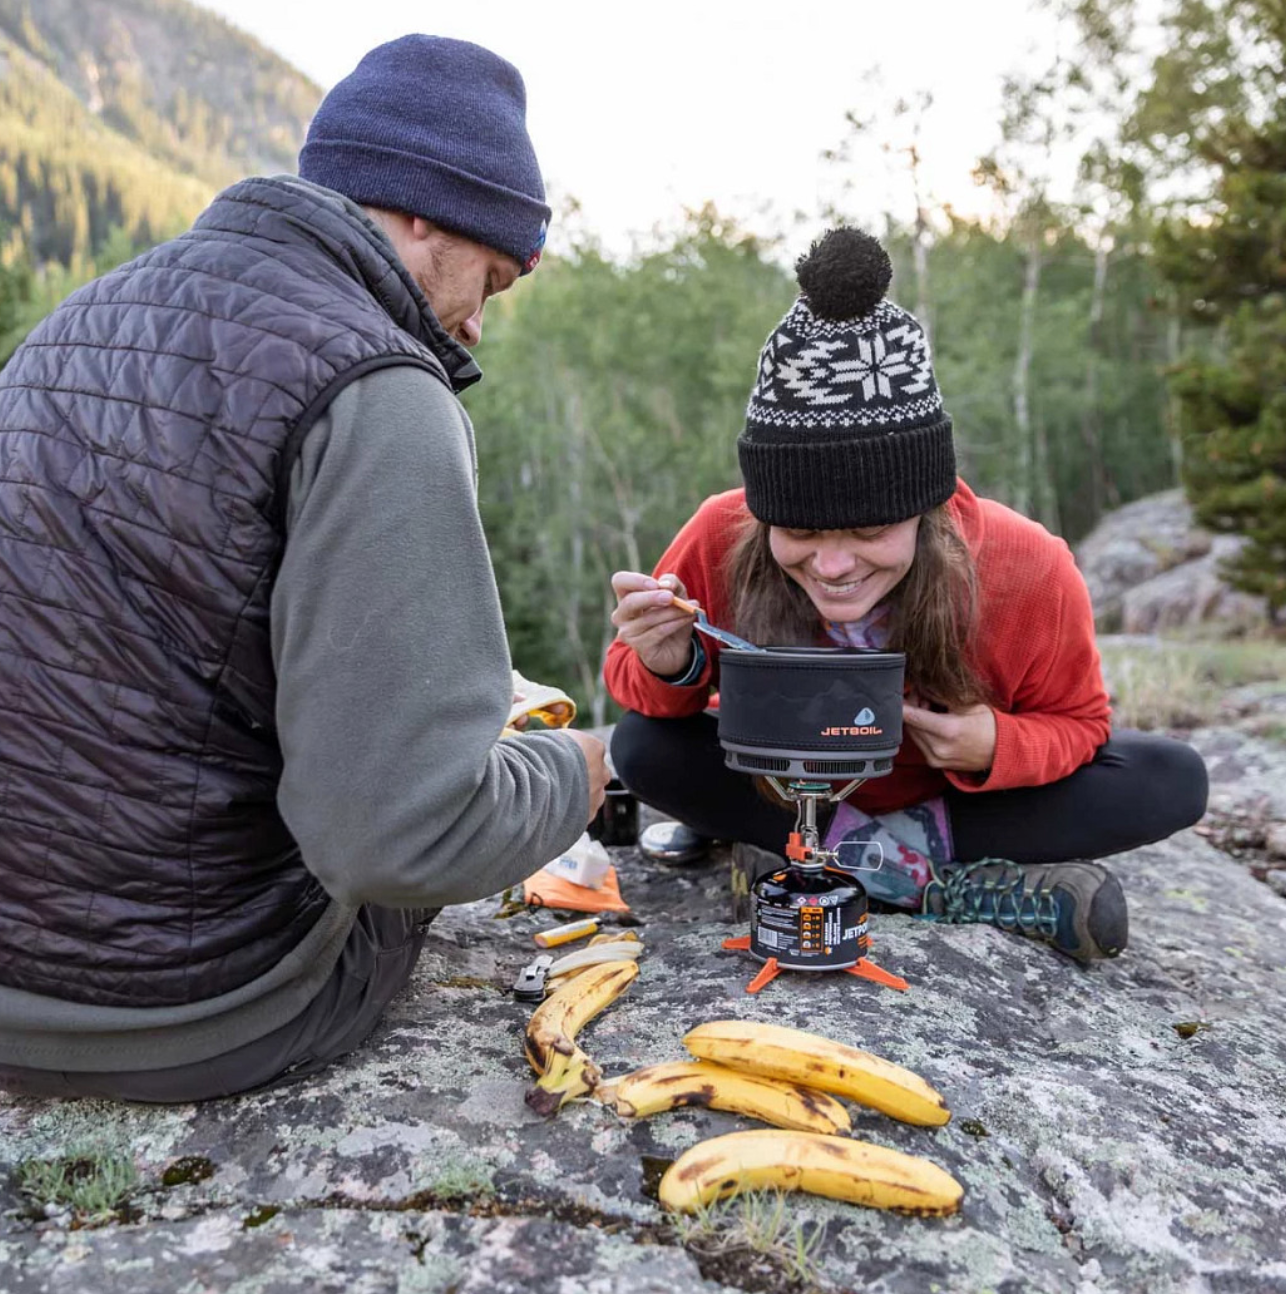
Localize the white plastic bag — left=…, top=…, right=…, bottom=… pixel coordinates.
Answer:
left=543, top=832, right=612, bottom=891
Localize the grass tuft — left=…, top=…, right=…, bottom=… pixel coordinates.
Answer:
left=672, top=1190, right=824, bottom=1289
left=17, top=1143, right=139, bottom=1221
left=1099, top=636, right=1286, bottom=734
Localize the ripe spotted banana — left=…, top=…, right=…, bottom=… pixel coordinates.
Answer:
left=600, top=1059, right=851, bottom=1134
left=524, top=959, right=638, bottom=1116
left=683, top=1020, right=950, bottom=1126
left=658, top=1129, right=963, bottom=1215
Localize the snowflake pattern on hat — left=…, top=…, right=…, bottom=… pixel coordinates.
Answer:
left=737, top=226, right=956, bottom=529
left=747, top=299, right=943, bottom=430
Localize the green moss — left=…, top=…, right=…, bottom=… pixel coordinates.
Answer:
left=1163, top=888, right=1209, bottom=912
left=429, top=1159, right=495, bottom=1203
left=160, top=1155, right=215, bottom=1187
left=242, top=1204, right=281, bottom=1228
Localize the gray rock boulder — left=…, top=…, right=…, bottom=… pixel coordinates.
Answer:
left=2, top=730, right=1285, bottom=1294
left=1076, top=490, right=1267, bottom=633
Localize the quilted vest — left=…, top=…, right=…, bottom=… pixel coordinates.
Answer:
left=0, top=178, right=474, bottom=1007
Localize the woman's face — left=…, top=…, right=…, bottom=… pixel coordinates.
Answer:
left=768, top=517, right=921, bottom=622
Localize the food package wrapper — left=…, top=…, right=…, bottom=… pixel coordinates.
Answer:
left=523, top=863, right=629, bottom=914
left=506, top=670, right=576, bottom=733
left=543, top=832, right=611, bottom=890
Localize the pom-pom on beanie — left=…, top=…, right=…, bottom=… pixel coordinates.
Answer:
left=738, top=227, right=956, bottom=529
left=298, top=35, right=550, bottom=273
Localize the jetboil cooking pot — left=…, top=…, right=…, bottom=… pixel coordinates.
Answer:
left=716, top=645, right=906, bottom=780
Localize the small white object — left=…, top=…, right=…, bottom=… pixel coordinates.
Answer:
left=543, top=832, right=612, bottom=890
left=547, top=940, right=643, bottom=978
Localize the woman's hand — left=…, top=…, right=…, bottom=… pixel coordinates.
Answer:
left=902, top=702, right=997, bottom=773
left=610, top=570, right=699, bottom=678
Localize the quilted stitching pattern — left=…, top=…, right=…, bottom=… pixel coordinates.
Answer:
left=0, top=179, right=452, bottom=1007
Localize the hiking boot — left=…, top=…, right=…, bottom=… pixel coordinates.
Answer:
left=920, top=859, right=1127, bottom=964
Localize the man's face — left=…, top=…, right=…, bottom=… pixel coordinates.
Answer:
left=404, top=221, right=522, bottom=348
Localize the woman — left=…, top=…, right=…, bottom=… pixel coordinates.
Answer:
left=604, top=228, right=1207, bottom=964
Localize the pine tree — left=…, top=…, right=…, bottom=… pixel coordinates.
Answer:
left=1143, top=2, right=1286, bottom=618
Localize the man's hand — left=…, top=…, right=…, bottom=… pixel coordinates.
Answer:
left=610, top=570, right=698, bottom=678
left=902, top=702, right=997, bottom=773
left=560, top=728, right=610, bottom=822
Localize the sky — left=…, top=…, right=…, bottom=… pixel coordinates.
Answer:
left=197, top=0, right=1069, bottom=260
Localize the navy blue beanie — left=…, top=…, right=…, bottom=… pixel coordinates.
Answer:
left=299, top=35, right=550, bottom=273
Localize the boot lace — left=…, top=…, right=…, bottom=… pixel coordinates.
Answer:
left=923, top=860, right=1060, bottom=939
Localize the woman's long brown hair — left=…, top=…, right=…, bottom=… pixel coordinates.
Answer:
left=725, top=506, right=989, bottom=709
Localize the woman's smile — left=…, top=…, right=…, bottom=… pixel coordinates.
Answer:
left=807, top=570, right=872, bottom=600
left=769, top=518, right=921, bottom=620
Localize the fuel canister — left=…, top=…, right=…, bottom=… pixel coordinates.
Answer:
left=750, top=865, right=871, bottom=971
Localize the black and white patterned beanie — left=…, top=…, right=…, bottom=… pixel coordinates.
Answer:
left=738, top=227, right=955, bottom=530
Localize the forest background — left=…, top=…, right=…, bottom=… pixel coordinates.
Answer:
left=0, top=0, right=1281, bottom=722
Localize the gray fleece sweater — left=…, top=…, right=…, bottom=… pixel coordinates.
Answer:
left=0, top=364, right=588, bottom=1071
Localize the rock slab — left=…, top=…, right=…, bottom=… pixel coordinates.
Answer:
left=2, top=741, right=1285, bottom=1294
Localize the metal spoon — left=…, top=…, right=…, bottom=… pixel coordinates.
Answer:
left=670, top=596, right=764, bottom=653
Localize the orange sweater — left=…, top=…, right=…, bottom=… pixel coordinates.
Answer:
left=603, top=480, right=1112, bottom=816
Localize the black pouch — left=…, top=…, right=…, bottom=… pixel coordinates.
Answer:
left=589, top=778, right=639, bottom=846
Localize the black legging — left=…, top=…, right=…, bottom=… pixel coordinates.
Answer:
left=611, top=711, right=1209, bottom=864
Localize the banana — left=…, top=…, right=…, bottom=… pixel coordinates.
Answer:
left=683, top=1020, right=950, bottom=1127
left=603, top=1059, right=851, bottom=1134
left=590, top=930, right=642, bottom=945
left=542, top=935, right=645, bottom=992
left=524, top=959, right=639, bottom=1116
left=658, top=1129, right=963, bottom=1216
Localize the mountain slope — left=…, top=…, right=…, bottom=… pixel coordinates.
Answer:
left=0, top=0, right=321, bottom=265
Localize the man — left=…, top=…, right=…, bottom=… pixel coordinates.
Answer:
left=0, top=35, right=608, bottom=1101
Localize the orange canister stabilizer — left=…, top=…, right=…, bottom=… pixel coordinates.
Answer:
left=785, top=833, right=810, bottom=863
